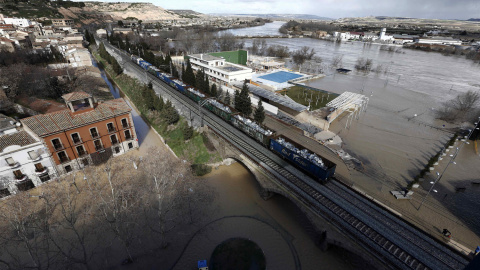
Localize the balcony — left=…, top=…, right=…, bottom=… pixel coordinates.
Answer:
left=59, top=157, right=70, bottom=164
left=28, top=155, right=42, bottom=162
left=7, top=161, right=20, bottom=168
left=90, top=132, right=101, bottom=140
left=72, top=138, right=83, bottom=145
left=121, top=123, right=130, bottom=129
left=77, top=151, right=88, bottom=157
left=35, top=167, right=48, bottom=175
left=107, top=127, right=117, bottom=134
left=53, top=143, right=65, bottom=151
left=95, top=145, right=104, bottom=152
left=125, top=134, right=132, bottom=140
left=111, top=139, right=119, bottom=145
left=15, top=174, right=28, bottom=182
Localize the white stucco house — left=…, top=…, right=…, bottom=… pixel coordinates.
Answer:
left=0, top=115, right=57, bottom=197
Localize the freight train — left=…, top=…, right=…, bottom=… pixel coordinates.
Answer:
left=130, top=55, right=336, bottom=183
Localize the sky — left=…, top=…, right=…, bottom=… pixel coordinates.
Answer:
left=91, top=0, right=480, bottom=20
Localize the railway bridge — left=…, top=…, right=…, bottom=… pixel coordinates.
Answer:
left=99, top=39, right=471, bottom=270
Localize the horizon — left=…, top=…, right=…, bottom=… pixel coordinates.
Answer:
left=83, top=0, right=480, bottom=20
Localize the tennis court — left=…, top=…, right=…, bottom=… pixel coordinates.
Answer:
left=258, top=71, right=303, bottom=83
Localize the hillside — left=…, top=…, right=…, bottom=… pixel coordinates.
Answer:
left=0, top=1, right=181, bottom=25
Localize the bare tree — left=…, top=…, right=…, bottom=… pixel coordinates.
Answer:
left=436, top=90, right=480, bottom=122
left=330, top=55, right=343, bottom=69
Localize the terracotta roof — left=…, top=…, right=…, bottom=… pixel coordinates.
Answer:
left=22, top=98, right=132, bottom=137
left=62, top=91, right=91, bottom=102
left=0, top=37, right=15, bottom=43
left=0, top=130, right=37, bottom=152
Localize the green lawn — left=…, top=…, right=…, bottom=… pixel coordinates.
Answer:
left=282, top=85, right=339, bottom=111
left=92, top=49, right=219, bottom=164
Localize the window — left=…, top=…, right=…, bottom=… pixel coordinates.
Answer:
left=13, top=170, right=24, bottom=179
left=90, top=127, right=99, bottom=139
left=71, top=133, right=81, bottom=144
left=107, top=123, right=116, bottom=133
left=28, top=150, right=39, bottom=160
left=76, top=145, right=86, bottom=156
left=5, top=157, right=15, bottom=166
left=124, top=130, right=131, bottom=140
left=52, top=138, right=63, bottom=150
left=64, top=165, right=72, bottom=173
left=34, top=163, right=45, bottom=172
left=58, top=151, right=69, bottom=163
left=121, top=118, right=129, bottom=128
left=114, top=146, right=120, bottom=154
left=128, top=142, right=133, bottom=149
left=39, top=174, right=50, bottom=182
left=94, top=139, right=103, bottom=151
left=82, top=159, right=89, bottom=166
left=110, top=134, right=118, bottom=145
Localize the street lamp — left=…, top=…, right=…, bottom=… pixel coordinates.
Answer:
left=419, top=172, right=440, bottom=210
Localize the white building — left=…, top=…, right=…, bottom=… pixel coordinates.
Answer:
left=0, top=115, right=57, bottom=197
left=188, top=53, right=253, bottom=86
left=379, top=28, right=395, bottom=42
left=2, top=16, right=32, bottom=27
left=417, top=37, right=462, bottom=46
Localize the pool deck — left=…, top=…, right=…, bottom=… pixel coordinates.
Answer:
left=252, top=70, right=309, bottom=90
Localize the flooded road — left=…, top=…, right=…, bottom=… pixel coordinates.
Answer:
left=173, top=162, right=360, bottom=269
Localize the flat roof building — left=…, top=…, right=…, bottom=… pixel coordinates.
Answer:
left=189, top=53, right=253, bottom=86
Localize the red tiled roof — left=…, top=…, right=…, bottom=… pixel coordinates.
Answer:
left=0, top=130, right=37, bottom=152
left=0, top=37, right=15, bottom=43
left=22, top=98, right=132, bottom=137
left=61, top=91, right=91, bottom=102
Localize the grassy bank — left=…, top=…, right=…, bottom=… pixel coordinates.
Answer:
left=281, top=85, right=339, bottom=111
left=92, top=49, right=219, bottom=164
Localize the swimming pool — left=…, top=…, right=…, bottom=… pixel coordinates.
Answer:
left=258, top=71, right=303, bottom=83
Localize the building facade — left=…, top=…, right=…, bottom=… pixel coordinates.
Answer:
left=189, top=53, right=253, bottom=86
left=51, top=19, right=74, bottom=27
left=22, top=92, right=138, bottom=175
left=0, top=115, right=57, bottom=197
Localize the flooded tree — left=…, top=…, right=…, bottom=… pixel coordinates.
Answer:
left=354, top=57, right=374, bottom=74
left=330, top=55, right=343, bottom=68
left=436, top=90, right=480, bottom=122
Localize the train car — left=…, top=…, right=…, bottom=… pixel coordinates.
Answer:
left=204, top=99, right=234, bottom=122
left=269, top=136, right=336, bottom=183
left=147, top=66, right=160, bottom=77
left=138, top=60, right=152, bottom=71
left=231, top=115, right=274, bottom=146
left=131, top=55, right=142, bottom=65
left=157, top=72, right=174, bottom=86
left=184, top=87, right=206, bottom=103
left=171, top=79, right=187, bottom=94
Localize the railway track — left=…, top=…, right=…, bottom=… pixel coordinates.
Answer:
left=104, top=42, right=470, bottom=270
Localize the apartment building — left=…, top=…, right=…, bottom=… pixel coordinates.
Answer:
left=22, top=92, right=138, bottom=175
left=0, top=114, right=57, bottom=197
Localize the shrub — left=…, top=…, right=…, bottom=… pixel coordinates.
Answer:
left=191, top=164, right=212, bottom=176
left=183, top=126, right=194, bottom=141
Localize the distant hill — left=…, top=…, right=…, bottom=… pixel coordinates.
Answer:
left=212, top=13, right=333, bottom=20
left=168, top=9, right=203, bottom=18
left=466, top=18, right=480, bottom=22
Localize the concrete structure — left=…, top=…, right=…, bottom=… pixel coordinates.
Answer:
left=418, top=36, right=462, bottom=46
left=51, top=19, right=74, bottom=27
left=379, top=28, right=395, bottom=42
left=0, top=36, right=15, bottom=52
left=209, top=50, right=248, bottom=66
left=189, top=53, right=253, bottom=86
left=0, top=114, right=57, bottom=197
left=65, top=48, right=93, bottom=67
left=1, top=16, right=32, bottom=27
left=96, top=29, right=107, bottom=38
left=22, top=92, right=138, bottom=175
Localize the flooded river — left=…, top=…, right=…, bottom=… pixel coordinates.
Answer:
left=228, top=23, right=480, bottom=240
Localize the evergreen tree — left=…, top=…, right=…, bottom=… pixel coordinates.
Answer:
left=195, top=69, right=204, bottom=90
left=218, top=85, right=224, bottom=99
left=154, top=55, right=164, bottom=68
left=181, top=64, right=186, bottom=81
left=142, top=85, right=154, bottom=110
left=210, top=84, right=217, bottom=98
left=153, top=93, right=164, bottom=111
left=225, top=91, right=231, bottom=105
left=237, top=80, right=252, bottom=116
left=254, top=99, right=265, bottom=123
left=164, top=55, right=172, bottom=73
left=203, top=72, right=210, bottom=95
left=161, top=100, right=179, bottom=124
left=98, top=43, right=109, bottom=60
left=184, top=60, right=195, bottom=86
left=111, top=56, right=123, bottom=75
left=234, top=89, right=240, bottom=111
